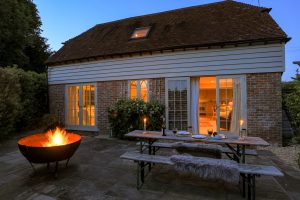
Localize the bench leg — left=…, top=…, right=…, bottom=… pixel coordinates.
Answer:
left=246, top=174, right=256, bottom=200
left=136, top=161, right=145, bottom=190
left=148, top=146, right=152, bottom=171
left=241, top=174, right=246, bottom=198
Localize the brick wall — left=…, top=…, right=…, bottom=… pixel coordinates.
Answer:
left=48, top=84, right=65, bottom=124
left=97, top=80, right=128, bottom=135
left=97, top=78, right=165, bottom=135
left=247, top=73, right=282, bottom=145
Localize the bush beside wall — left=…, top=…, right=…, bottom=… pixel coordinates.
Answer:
left=282, top=80, right=300, bottom=135
left=0, top=67, right=47, bottom=138
left=108, top=99, right=165, bottom=138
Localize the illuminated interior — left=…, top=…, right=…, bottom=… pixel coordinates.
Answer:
left=131, top=27, right=150, bottom=39
left=130, top=81, right=137, bottom=100
left=82, top=85, right=95, bottom=126
left=199, top=77, right=233, bottom=134
left=67, top=84, right=95, bottom=127
left=130, top=80, right=148, bottom=102
left=68, top=86, right=80, bottom=125
left=140, top=80, right=148, bottom=102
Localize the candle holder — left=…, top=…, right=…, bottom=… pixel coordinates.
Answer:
left=162, top=117, right=166, bottom=136
left=241, top=128, right=247, bottom=140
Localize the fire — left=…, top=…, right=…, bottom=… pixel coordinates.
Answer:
left=44, top=127, right=70, bottom=147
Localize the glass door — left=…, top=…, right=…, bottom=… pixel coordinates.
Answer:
left=66, top=83, right=97, bottom=131
left=166, top=78, right=190, bottom=131
left=216, top=76, right=246, bottom=134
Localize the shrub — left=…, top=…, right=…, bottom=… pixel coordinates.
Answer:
left=298, top=151, right=300, bottom=169
left=0, top=68, right=22, bottom=138
left=0, top=67, right=47, bottom=138
left=39, top=114, right=60, bottom=131
left=108, top=99, right=165, bottom=138
left=10, top=68, right=48, bottom=130
left=282, top=81, right=300, bottom=135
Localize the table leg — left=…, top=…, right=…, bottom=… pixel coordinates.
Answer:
left=236, top=144, right=240, bottom=163
left=242, top=145, right=246, bottom=163
left=139, top=140, right=143, bottom=153
left=148, top=139, right=152, bottom=171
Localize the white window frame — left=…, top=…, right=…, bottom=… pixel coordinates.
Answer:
left=216, top=75, right=247, bottom=134
left=165, top=77, right=191, bottom=130
left=65, top=83, right=98, bottom=132
left=128, top=80, right=149, bottom=101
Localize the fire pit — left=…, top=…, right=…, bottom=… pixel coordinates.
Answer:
left=18, top=127, right=81, bottom=176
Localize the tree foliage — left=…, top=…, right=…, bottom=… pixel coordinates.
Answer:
left=0, top=0, right=51, bottom=73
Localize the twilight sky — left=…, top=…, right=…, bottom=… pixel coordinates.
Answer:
left=33, top=0, right=300, bottom=81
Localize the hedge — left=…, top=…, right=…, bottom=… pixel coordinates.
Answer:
left=0, top=67, right=47, bottom=138
left=282, top=79, right=300, bottom=135
left=108, top=99, right=165, bottom=138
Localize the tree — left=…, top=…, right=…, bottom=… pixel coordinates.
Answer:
left=0, top=0, right=51, bottom=73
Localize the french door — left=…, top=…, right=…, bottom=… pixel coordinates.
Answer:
left=216, top=75, right=246, bottom=134
left=66, top=83, right=97, bottom=131
left=165, top=77, right=190, bottom=130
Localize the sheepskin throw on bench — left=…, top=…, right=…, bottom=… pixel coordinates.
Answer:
left=170, top=155, right=240, bottom=184
left=172, top=142, right=222, bottom=159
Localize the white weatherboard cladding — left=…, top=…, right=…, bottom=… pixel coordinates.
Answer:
left=48, top=44, right=285, bottom=85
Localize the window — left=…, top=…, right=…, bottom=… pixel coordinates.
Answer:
left=129, top=80, right=148, bottom=102
left=130, top=27, right=151, bottom=39
left=166, top=78, right=190, bottom=131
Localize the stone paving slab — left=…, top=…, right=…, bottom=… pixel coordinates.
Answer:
left=0, top=135, right=299, bottom=200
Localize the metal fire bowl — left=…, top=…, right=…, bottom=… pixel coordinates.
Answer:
left=17, top=133, right=81, bottom=164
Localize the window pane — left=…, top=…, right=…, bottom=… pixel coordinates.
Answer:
left=167, top=79, right=188, bottom=131
left=219, top=79, right=233, bottom=132
left=130, top=81, right=137, bottom=100
left=140, top=80, right=148, bottom=102
left=131, top=27, right=150, bottom=39
left=68, top=86, right=79, bottom=126
left=82, top=85, right=95, bottom=126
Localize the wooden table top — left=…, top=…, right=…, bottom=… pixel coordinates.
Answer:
left=125, top=130, right=270, bottom=146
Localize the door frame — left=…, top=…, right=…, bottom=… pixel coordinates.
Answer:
left=216, top=75, right=247, bottom=134
left=65, top=83, right=98, bottom=131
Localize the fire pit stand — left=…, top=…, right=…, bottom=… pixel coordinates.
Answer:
left=18, top=132, right=81, bottom=177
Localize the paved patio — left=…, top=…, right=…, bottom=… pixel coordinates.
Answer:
left=0, top=133, right=300, bottom=200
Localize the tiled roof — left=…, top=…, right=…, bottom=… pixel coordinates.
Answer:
left=47, top=0, right=288, bottom=65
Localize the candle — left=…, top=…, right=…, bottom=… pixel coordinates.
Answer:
left=240, top=119, right=244, bottom=130
left=143, top=118, right=147, bottom=132
left=239, top=119, right=244, bottom=139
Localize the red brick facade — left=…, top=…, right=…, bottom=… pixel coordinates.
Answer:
left=48, top=74, right=282, bottom=144
left=246, top=73, right=282, bottom=145
left=48, top=84, right=65, bottom=124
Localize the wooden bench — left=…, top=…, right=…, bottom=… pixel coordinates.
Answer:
left=137, top=141, right=258, bottom=157
left=121, top=151, right=283, bottom=200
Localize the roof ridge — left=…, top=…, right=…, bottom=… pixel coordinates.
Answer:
left=226, top=0, right=268, bottom=10
left=93, top=1, right=232, bottom=27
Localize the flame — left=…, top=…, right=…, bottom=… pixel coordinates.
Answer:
left=43, top=127, right=70, bottom=147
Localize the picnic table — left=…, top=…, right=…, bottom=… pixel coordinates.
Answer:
left=125, top=130, right=274, bottom=200
left=125, top=130, right=270, bottom=164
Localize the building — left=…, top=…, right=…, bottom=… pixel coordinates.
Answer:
left=46, top=0, right=289, bottom=145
